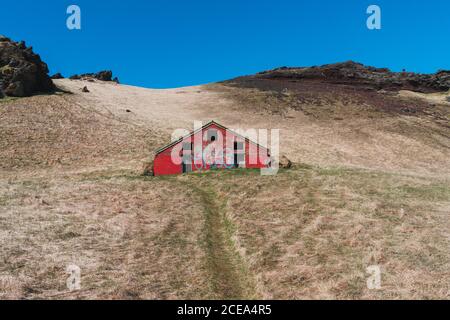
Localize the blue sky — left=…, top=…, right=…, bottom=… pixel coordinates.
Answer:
left=1, top=0, right=449, bottom=88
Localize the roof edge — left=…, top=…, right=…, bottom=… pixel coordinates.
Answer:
left=154, top=121, right=270, bottom=155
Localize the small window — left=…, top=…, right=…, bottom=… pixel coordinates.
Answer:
left=207, top=129, right=217, bottom=142
left=234, top=142, right=244, bottom=150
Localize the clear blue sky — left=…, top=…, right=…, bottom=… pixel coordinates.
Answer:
left=1, top=0, right=449, bottom=88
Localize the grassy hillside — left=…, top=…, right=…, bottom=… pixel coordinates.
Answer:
left=0, top=77, right=449, bottom=299
left=1, top=166, right=448, bottom=299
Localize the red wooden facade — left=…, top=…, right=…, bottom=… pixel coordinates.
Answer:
left=153, top=121, right=271, bottom=176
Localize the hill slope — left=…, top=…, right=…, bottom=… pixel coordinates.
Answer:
left=0, top=67, right=449, bottom=299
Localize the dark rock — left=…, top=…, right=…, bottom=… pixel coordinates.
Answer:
left=69, top=70, right=117, bottom=82
left=81, top=86, right=89, bottom=93
left=278, top=155, right=292, bottom=169
left=142, top=161, right=154, bottom=176
left=50, top=73, right=64, bottom=79
left=446, top=96, right=450, bottom=102
left=96, top=70, right=112, bottom=81
left=5, top=81, right=25, bottom=96
left=0, top=35, right=55, bottom=98
left=401, top=107, right=416, bottom=113
left=227, top=61, right=450, bottom=93
left=113, top=77, right=120, bottom=84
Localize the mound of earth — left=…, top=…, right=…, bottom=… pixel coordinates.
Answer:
left=0, top=35, right=55, bottom=98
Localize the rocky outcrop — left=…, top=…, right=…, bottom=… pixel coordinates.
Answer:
left=229, top=61, right=450, bottom=93
left=0, top=35, right=55, bottom=98
left=50, top=73, right=64, bottom=79
left=69, top=70, right=119, bottom=83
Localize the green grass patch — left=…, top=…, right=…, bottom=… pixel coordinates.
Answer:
left=0, top=96, right=19, bottom=104
left=398, top=184, right=450, bottom=201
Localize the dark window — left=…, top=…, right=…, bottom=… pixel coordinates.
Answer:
left=207, top=130, right=217, bottom=142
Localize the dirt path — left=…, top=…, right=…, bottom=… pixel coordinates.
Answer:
left=189, top=182, right=258, bottom=299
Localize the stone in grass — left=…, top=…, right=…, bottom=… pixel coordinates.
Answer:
left=278, top=155, right=292, bottom=169
left=142, top=161, right=154, bottom=176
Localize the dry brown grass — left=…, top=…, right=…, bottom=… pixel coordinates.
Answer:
left=205, top=84, right=450, bottom=178
left=0, top=93, right=160, bottom=172
left=0, top=80, right=449, bottom=299
left=187, top=168, right=450, bottom=299
left=0, top=172, right=217, bottom=299
left=2, top=166, right=448, bottom=299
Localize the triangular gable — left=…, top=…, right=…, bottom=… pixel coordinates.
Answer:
left=155, top=121, right=270, bottom=155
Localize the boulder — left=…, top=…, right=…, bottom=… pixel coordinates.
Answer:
left=278, top=155, right=292, bottom=169
left=81, top=86, right=90, bottom=93
left=0, top=35, right=55, bottom=98
left=5, top=81, right=25, bottom=96
left=96, top=70, right=112, bottom=81
left=69, top=70, right=117, bottom=82
left=0, top=35, right=10, bottom=42
left=50, top=73, right=64, bottom=79
left=142, top=161, right=154, bottom=176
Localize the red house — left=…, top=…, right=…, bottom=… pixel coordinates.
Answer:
left=153, top=121, right=271, bottom=176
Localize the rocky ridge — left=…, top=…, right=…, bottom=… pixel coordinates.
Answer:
left=242, top=61, right=450, bottom=93
left=0, top=35, right=55, bottom=97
